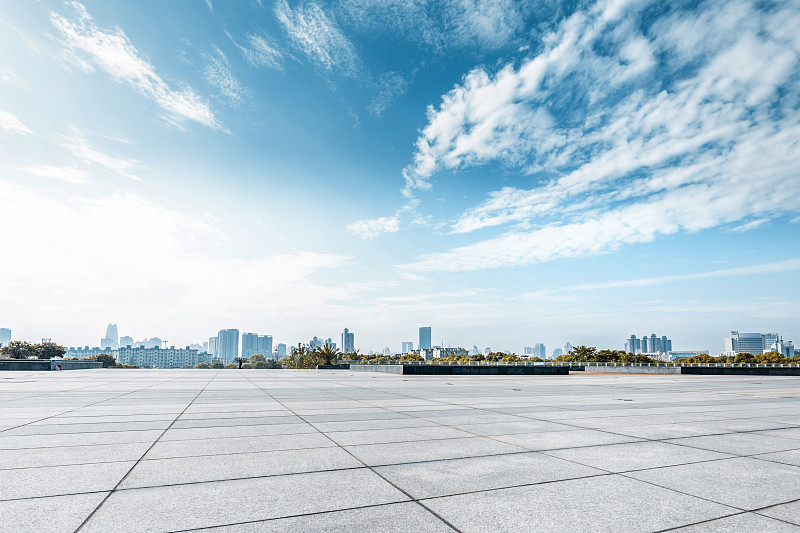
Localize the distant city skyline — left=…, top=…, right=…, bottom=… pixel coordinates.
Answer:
left=1, top=1, right=798, bottom=354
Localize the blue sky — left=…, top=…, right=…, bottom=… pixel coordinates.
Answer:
left=1, top=0, right=798, bottom=354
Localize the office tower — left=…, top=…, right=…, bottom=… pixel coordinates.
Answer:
left=0, top=328, right=11, bottom=348
left=217, top=329, right=239, bottom=363
left=310, top=336, right=323, bottom=349
left=203, top=341, right=209, bottom=353
left=725, top=331, right=791, bottom=355
left=552, top=348, right=563, bottom=357
left=471, top=345, right=480, bottom=356
left=564, top=342, right=573, bottom=354
left=485, top=347, right=491, bottom=355
left=641, top=335, right=649, bottom=353
left=342, top=328, right=355, bottom=353
left=101, top=323, right=119, bottom=350
left=208, top=337, right=218, bottom=358
left=242, top=333, right=259, bottom=357
left=143, top=337, right=162, bottom=349
left=662, top=336, right=672, bottom=352
left=534, top=343, right=546, bottom=358
left=276, top=343, right=287, bottom=357
left=401, top=341, right=413, bottom=354
left=258, top=335, right=273, bottom=358
left=383, top=347, right=391, bottom=356
left=419, top=327, right=432, bottom=350
left=119, top=336, right=133, bottom=348
left=524, top=346, right=533, bottom=356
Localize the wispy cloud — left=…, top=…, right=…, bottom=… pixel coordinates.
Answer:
left=0, top=109, right=33, bottom=136
left=205, top=0, right=214, bottom=13
left=275, top=0, right=359, bottom=76
left=402, top=0, right=800, bottom=271
left=50, top=2, right=221, bottom=129
left=202, top=45, right=245, bottom=103
left=17, top=165, right=89, bottom=185
left=62, top=128, right=142, bottom=181
left=368, top=71, right=410, bottom=117
left=524, top=258, right=800, bottom=298
left=347, top=215, right=400, bottom=239
left=227, top=30, right=284, bottom=71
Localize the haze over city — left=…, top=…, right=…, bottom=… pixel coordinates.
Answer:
left=1, top=0, right=798, bottom=353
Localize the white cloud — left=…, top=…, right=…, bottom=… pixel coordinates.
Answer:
left=205, top=0, right=214, bottom=13
left=275, top=0, right=360, bottom=76
left=50, top=2, right=220, bottom=129
left=0, top=109, right=33, bottom=136
left=17, top=165, right=89, bottom=185
left=402, top=0, right=800, bottom=270
left=347, top=216, right=400, bottom=239
left=202, top=46, right=245, bottom=103
left=62, top=128, right=142, bottom=181
left=228, top=31, right=284, bottom=71
left=368, top=71, right=410, bottom=117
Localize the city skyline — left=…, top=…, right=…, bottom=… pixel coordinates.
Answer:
left=1, top=1, right=798, bottom=351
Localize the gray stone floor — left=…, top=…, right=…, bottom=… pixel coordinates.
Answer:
left=1, top=370, right=800, bottom=532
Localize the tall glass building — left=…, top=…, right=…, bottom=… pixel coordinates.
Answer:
left=419, top=327, right=432, bottom=350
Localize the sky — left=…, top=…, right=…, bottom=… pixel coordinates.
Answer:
left=1, top=0, right=798, bottom=355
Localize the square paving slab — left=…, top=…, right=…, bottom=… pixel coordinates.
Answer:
left=2, top=369, right=800, bottom=532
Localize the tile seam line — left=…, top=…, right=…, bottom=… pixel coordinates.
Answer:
left=241, top=374, right=464, bottom=533
left=655, top=494, right=800, bottom=531
left=72, top=372, right=220, bottom=533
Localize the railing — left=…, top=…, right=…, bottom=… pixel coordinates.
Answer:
left=340, top=360, right=800, bottom=368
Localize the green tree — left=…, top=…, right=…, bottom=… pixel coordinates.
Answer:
left=37, top=342, right=66, bottom=359
left=194, top=362, right=211, bottom=369
left=248, top=354, right=267, bottom=366
left=90, top=353, right=116, bottom=368
left=734, top=352, right=756, bottom=364
left=0, top=340, right=39, bottom=359
left=224, top=363, right=237, bottom=369
left=313, top=343, right=342, bottom=365
left=211, top=361, right=224, bottom=369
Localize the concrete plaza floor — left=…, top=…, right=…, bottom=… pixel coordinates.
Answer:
left=2, top=370, right=800, bottom=532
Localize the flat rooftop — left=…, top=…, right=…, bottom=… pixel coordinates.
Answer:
left=2, top=370, right=800, bottom=532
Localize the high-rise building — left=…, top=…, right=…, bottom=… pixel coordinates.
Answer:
left=119, top=336, right=134, bottom=348
left=383, top=347, right=391, bottom=356
left=208, top=337, right=218, bottom=358
left=419, top=327, right=432, bottom=350
left=625, top=334, right=672, bottom=354
left=276, top=343, right=287, bottom=357
left=310, top=336, right=324, bottom=349
left=101, top=323, right=119, bottom=350
left=552, top=348, right=563, bottom=357
left=217, top=329, right=239, bottom=363
left=523, top=346, right=534, bottom=356
left=401, top=341, right=413, bottom=354
left=341, top=328, right=355, bottom=353
left=564, top=342, right=573, bottom=354
left=258, top=335, right=273, bottom=358
left=725, top=331, right=793, bottom=356
left=533, top=343, right=547, bottom=358
left=0, top=328, right=11, bottom=348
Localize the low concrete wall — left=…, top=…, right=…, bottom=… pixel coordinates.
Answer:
left=681, top=366, right=800, bottom=376
left=316, top=364, right=350, bottom=370
left=0, top=359, right=104, bottom=371
left=350, top=364, right=568, bottom=375
left=584, top=365, right=681, bottom=374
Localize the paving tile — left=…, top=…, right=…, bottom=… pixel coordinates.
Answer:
left=179, top=502, right=454, bottom=532
left=626, top=457, right=800, bottom=509
left=375, top=451, right=603, bottom=498
left=311, top=418, right=436, bottom=432
left=326, top=426, right=472, bottom=446
left=121, top=447, right=362, bottom=488
left=424, top=474, right=735, bottom=532
left=667, top=433, right=800, bottom=456
left=0, top=492, right=109, bottom=533
left=159, top=422, right=316, bottom=441
left=0, top=430, right=164, bottom=450
left=755, top=449, right=800, bottom=468
left=450, top=419, right=575, bottom=436
left=81, top=469, right=408, bottom=533
left=145, top=432, right=335, bottom=459
left=3, top=420, right=172, bottom=435
left=345, top=436, right=524, bottom=466
left=546, top=441, right=731, bottom=472
left=673, top=512, right=800, bottom=531
left=493, top=428, right=642, bottom=451
left=0, top=442, right=152, bottom=469
left=0, top=461, right=135, bottom=500
left=758, top=501, right=800, bottom=526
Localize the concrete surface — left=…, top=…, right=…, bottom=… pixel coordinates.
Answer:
left=1, top=369, right=800, bottom=532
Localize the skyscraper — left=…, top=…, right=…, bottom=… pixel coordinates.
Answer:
left=341, top=328, right=355, bottom=353
left=276, top=343, right=287, bottom=357
left=0, top=328, right=10, bottom=348
left=401, top=341, right=413, bottom=354
left=533, top=343, right=547, bottom=358
left=258, top=335, right=273, bottom=358
left=242, top=333, right=259, bottom=357
left=419, top=327, right=432, bottom=350
left=564, top=342, right=573, bottom=354
left=208, top=336, right=218, bottom=358
left=725, top=331, right=791, bottom=355
left=217, top=329, right=239, bottom=363
left=119, top=336, right=133, bottom=348
left=101, top=323, right=119, bottom=350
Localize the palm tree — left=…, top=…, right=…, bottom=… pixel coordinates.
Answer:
left=313, top=342, right=342, bottom=366
left=233, top=357, right=247, bottom=369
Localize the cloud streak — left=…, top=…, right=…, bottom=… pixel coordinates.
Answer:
left=17, top=165, right=89, bottom=184
left=51, top=2, right=220, bottom=129
left=0, top=109, right=33, bottom=136
left=402, top=0, right=800, bottom=271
